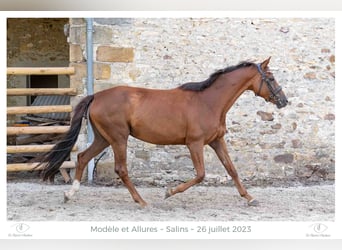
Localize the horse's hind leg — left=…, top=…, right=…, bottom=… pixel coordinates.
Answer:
left=209, top=137, right=258, bottom=206
left=112, top=142, right=148, bottom=207
left=64, top=128, right=109, bottom=202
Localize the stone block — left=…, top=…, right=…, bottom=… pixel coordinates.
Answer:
left=94, top=18, right=133, bottom=26
left=70, top=18, right=85, bottom=25
left=274, top=153, right=294, bottom=164
left=69, top=26, right=86, bottom=44
left=95, top=162, right=119, bottom=183
left=324, top=113, right=335, bottom=120
left=70, top=44, right=84, bottom=62
left=94, top=63, right=111, bottom=80
left=69, top=63, right=87, bottom=94
left=93, top=26, right=114, bottom=44
left=257, top=111, right=274, bottom=121
left=128, top=68, right=141, bottom=81
left=70, top=62, right=87, bottom=80
left=135, top=150, right=151, bottom=161
left=96, top=46, right=134, bottom=62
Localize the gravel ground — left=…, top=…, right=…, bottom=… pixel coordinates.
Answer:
left=7, top=182, right=334, bottom=221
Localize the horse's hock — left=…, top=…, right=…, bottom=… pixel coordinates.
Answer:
left=8, top=18, right=335, bottom=187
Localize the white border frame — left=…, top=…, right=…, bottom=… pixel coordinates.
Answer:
left=1, top=11, right=340, bottom=240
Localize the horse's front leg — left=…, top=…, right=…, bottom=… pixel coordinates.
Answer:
left=165, top=141, right=205, bottom=198
left=209, top=137, right=259, bottom=206
left=112, top=142, right=148, bottom=208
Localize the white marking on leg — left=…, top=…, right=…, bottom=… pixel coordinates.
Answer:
left=64, top=180, right=80, bottom=201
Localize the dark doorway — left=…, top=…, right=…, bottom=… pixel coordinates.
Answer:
left=27, top=75, right=58, bottom=104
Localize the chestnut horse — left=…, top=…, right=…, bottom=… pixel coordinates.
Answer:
left=39, top=57, right=287, bottom=207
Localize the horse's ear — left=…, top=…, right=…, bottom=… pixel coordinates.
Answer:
left=261, top=57, right=271, bottom=70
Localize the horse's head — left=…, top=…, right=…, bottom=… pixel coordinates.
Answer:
left=251, top=57, right=288, bottom=109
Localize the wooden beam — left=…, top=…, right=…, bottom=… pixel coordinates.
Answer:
left=7, top=67, right=75, bottom=75
left=59, top=168, right=71, bottom=183
left=7, top=88, right=77, bottom=96
left=7, top=126, right=70, bottom=135
left=15, top=133, right=63, bottom=145
left=7, top=105, right=72, bottom=115
left=7, top=161, right=76, bottom=172
left=7, top=145, right=77, bottom=153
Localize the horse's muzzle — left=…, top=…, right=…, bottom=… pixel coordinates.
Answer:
left=276, top=97, right=288, bottom=109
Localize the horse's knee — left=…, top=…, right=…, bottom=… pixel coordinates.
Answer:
left=115, top=165, right=128, bottom=178
left=76, top=152, right=87, bottom=168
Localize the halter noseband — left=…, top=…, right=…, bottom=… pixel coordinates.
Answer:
left=256, top=63, right=283, bottom=102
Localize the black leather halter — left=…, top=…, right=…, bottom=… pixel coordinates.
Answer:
left=256, top=63, right=283, bottom=102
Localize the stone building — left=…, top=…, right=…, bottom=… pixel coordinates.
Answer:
left=7, top=17, right=335, bottom=187
left=7, top=18, right=69, bottom=123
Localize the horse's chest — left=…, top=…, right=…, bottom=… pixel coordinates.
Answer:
left=204, top=124, right=227, bottom=144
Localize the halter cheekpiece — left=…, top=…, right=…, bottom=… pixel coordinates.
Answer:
left=256, top=63, right=283, bottom=102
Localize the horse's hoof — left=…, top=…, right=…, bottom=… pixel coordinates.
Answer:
left=140, top=201, right=148, bottom=208
left=248, top=199, right=259, bottom=206
left=164, top=188, right=172, bottom=199
left=64, top=191, right=70, bottom=203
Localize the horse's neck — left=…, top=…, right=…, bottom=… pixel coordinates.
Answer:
left=202, top=68, right=256, bottom=117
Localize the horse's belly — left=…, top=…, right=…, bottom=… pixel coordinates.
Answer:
left=130, top=122, right=186, bottom=145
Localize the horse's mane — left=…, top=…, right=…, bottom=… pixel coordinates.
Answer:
left=178, top=61, right=256, bottom=91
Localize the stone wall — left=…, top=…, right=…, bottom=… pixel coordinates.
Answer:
left=69, top=18, right=335, bottom=186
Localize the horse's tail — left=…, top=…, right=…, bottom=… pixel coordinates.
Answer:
left=38, top=95, right=95, bottom=181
